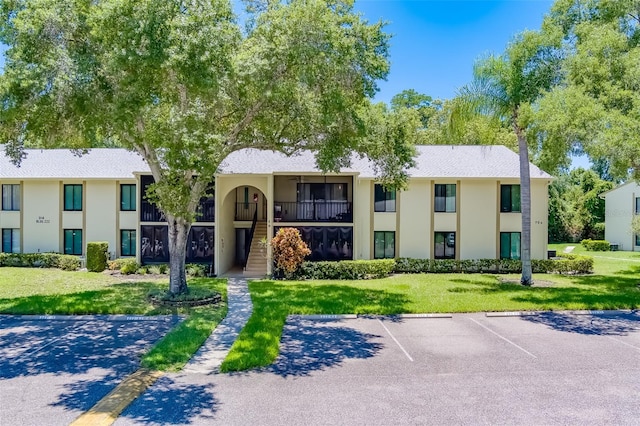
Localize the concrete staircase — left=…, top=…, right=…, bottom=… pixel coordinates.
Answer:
left=244, top=221, right=268, bottom=278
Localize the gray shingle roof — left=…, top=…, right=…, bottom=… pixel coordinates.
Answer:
left=220, top=145, right=552, bottom=179
left=0, top=148, right=149, bottom=179
left=0, top=145, right=552, bottom=180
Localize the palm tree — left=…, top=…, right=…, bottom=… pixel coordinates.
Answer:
left=452, top=31, right=561, bottom=285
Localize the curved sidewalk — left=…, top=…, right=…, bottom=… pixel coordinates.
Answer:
left=183, top=277, right=253, bottom=374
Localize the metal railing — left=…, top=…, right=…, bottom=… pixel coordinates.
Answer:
left=141, top=199, right=215, bottom=222
left=244, top=208, right=258, bottom=268
left=236, top=202, right=263, bottom=221
left=274, top=201, right=352, bottom=223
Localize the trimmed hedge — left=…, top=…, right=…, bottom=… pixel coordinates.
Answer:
left=395, top=255, right=593, bottom=275
left=0, top=252, right=80, bottom=271
left=297, top=259, right=395, bottom=280
left=581, top=239, right=611, bottom=251
left=86, top=241, right=109, bottom=272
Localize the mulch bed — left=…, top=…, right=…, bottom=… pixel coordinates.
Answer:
left=148, top=293, right=222, bottom=308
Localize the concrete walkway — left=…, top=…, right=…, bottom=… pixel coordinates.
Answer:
left=183, top=276, right=253, bottom=374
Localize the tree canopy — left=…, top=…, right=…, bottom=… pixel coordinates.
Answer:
left=0, top=0, right=418, bottom=294
left=537, top=0, right=640, bottom=180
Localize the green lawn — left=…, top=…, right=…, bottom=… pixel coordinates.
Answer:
left=221, top=248, right=640, bottom=372
left=0, top=268, right=227, bottom=371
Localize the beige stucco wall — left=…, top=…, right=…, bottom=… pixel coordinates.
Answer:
left=460, top=180, right=497, bottom=259
left=85, top=181, right=117, bottom=254
left=22, top=181, right=61, bottom=253
left=398, top=179, right=430, bottom=258
left=604, top=182, right=638, bottom=251
left=353, top=178, right=372, bottom=260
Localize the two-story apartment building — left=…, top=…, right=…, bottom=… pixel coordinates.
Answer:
left=601, top=182, right=640, bottom=251
left=0, top=145, right=552, bottom=276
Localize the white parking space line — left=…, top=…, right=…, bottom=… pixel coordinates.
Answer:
left=469, top=318, right=537, bottom=359
left=377, top=319, right=414, bottom=362
left=607, top=336, right=640, bottom=352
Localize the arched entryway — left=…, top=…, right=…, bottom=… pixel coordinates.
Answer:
left=216, top=178, right=271, bottom=277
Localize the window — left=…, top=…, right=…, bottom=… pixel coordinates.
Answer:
left=374, top=231, right=395, bottom=259
left=636, top=197, right=639, bottom=215
left=500, top=184, right=521, bottom=213
left=636, top=234, right=640, bottom=246
left=64, top=229, right=83, bottom=255
left=64, top=184, right=83, bottom=211
left=434, top=232, right=455, bottom=259
left=2, top=229, right=20, bottom=253
left=500, top=232, right=521, bottom=260
left=121, top=230, right=136, bottom=256
left=434, top=184, right=456, bottom=213
left=374, top=184, right=396, bottom=212
left=2, top=184, right=20, bottom=211
left=120, top=184, right=136, bottom=211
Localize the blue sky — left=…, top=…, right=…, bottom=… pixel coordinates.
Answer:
left=354, top=0, right=555, bottom=102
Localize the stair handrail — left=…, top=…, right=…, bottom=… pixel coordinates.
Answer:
left=244, top=206, right=259, bottom=268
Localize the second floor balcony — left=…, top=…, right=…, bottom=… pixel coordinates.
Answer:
left=141, top=199, right=215, bottom=222
left=274, top=201, right=352, bottom=223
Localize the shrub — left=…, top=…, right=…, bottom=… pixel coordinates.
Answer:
left=186, top=263, right=208, bottom=277
left=137, top=265, right=150, bottom=274
left=581, top=239, right=611, bottom=251
left=298, top=259, right=395, bottom=280
left=58, top=255, right=81, bottom=271
left=108, top=258, right=132, bottom=271
left=86, top=241, right=109, bottom=272
left=119, top=259, right=140, bottom=275
left=0, top=252, right=76, bottom=270
left=394, top=256, right=593, bottom=275
left=271, top=228, right=311, bottom=277
left=149, top=264, right=169, bottom=275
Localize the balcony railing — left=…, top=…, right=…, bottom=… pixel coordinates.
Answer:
left=235, top=202, right=266, bottom=221
left=274, top=201, right=352, bottom=223
left=141, top=202, right=164, bottom=222
left=195, top=200, right=215, bottom=222
left=141, top=199, right=215, bottom=222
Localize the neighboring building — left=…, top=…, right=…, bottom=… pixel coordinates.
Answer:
left=0, top=145, right=552, bottom=276
left=601, top=182, right=640, bottom=251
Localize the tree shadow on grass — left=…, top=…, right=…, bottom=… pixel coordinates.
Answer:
left=117, top=376, right=219, bottom=425
left=267, top=317, right=383, bottom=378
left=522, top=311, right=640, bottom=336
left=445, top=274, right=640, bottom=310
left=222, top=281, right=408, bottom=372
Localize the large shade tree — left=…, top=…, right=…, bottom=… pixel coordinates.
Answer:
left=452, top=31, right=562, bottom=285
left=536, top=0, right=640, bottom=180
left=0, top=0, right=418, bottom=294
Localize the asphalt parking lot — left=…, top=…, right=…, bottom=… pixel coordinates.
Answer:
left=117, top=311, right=640, bottom=426
left=0, top=315, right=180, bottom=426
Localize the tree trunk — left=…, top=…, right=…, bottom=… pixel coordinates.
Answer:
left=167, top=216, right=191, bottom=295
left=516, top=125, right=533, bottom=286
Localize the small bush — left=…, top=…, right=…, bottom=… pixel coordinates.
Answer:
left=581, top=239, right=611, bottom=251
left=108, top=258, right=132, bottom=271
left=298, top=259, right=395, bottom=280
left=186, top=263, right=208, bottom=277
left=58, top=255, right=81, bottom=271
left=271, top=228, right=311, bottom=277
left=149, top=264, right=169, bottom=275
left=137, top=265, right=150, bottom=274
left=86, top=241, right=109, bottom=272
left=119, top=259, right=140, bottom=275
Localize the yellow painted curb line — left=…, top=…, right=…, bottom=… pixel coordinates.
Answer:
left=69, top=369, right=163, bottom=426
